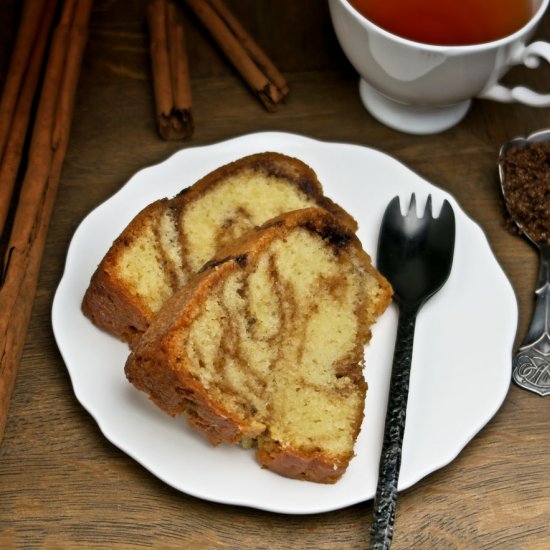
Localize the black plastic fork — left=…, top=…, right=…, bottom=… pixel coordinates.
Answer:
left=370, top=194, right=456, bottom=549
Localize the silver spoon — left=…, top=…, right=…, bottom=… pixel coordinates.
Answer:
left=498, top=129, right=550, bottom=396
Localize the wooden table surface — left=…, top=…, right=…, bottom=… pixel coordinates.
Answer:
left=1, top=1, right=549, bottom=548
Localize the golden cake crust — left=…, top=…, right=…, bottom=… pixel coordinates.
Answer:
left=125, top=207, right=392, bottom=483
left=81, top=200, right=168, bottom=342
left=82, top=153, right=358, bottom=346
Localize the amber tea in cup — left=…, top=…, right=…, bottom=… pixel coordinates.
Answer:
left=329, top=0, right=550, bottom=134
left=348, top=0, right=535, bottom=46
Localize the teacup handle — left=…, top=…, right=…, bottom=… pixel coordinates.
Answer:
left=478, top=41, right=550, bottom=106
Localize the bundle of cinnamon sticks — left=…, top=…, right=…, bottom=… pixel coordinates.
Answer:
left=148, top=0, right=289, bottom=139
left=0, top=0, right=93, bottom=445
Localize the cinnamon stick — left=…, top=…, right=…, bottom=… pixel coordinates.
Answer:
left=0, top=0, right=58, bottom=241
left=148, top=0, right=193, bottom=140
left=0, top=0, right=94, bottom=445
left=0, top=0, right=50, bottom=160
left=208, top=0, right=289, bottom=97
left=183, top=0, right=286, bottom=112
left=167, top=1, right=193, bottom=130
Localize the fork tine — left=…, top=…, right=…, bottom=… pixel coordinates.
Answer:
left=383, top=196, right=402, bottom=217
left=425, top=195, right=433, bottom=218
left=440, top=200, right=455, bottom=223
left=406, top=193, right=417, bottom=217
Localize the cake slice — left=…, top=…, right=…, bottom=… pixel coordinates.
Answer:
left=125, top=207, right=392, bottom=483
left=82, top=153, right=358, bottom=345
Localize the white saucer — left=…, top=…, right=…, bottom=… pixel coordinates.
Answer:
left=52, top=132, right=516, bottom=514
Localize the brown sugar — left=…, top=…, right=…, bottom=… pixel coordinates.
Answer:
left=500, top=140, right=550, bottom=244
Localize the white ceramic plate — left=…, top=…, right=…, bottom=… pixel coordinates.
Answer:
left=52, top=132, right=517, bottom=514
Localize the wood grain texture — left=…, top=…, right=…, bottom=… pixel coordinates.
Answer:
left=1, top=1, right=549, bottom=548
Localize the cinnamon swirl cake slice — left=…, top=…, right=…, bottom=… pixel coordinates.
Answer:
left=125, top=207, right=392, bottom=483
left=82, top=153, right=357, bottom=346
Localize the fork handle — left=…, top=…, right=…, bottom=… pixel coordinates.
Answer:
left=371, top=304, right=418, bottom=550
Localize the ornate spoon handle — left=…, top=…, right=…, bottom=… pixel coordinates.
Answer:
left=512, top=243, right=550, bottom=396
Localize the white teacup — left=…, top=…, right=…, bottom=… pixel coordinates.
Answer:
left=328, top=0, right=550, bottom=134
